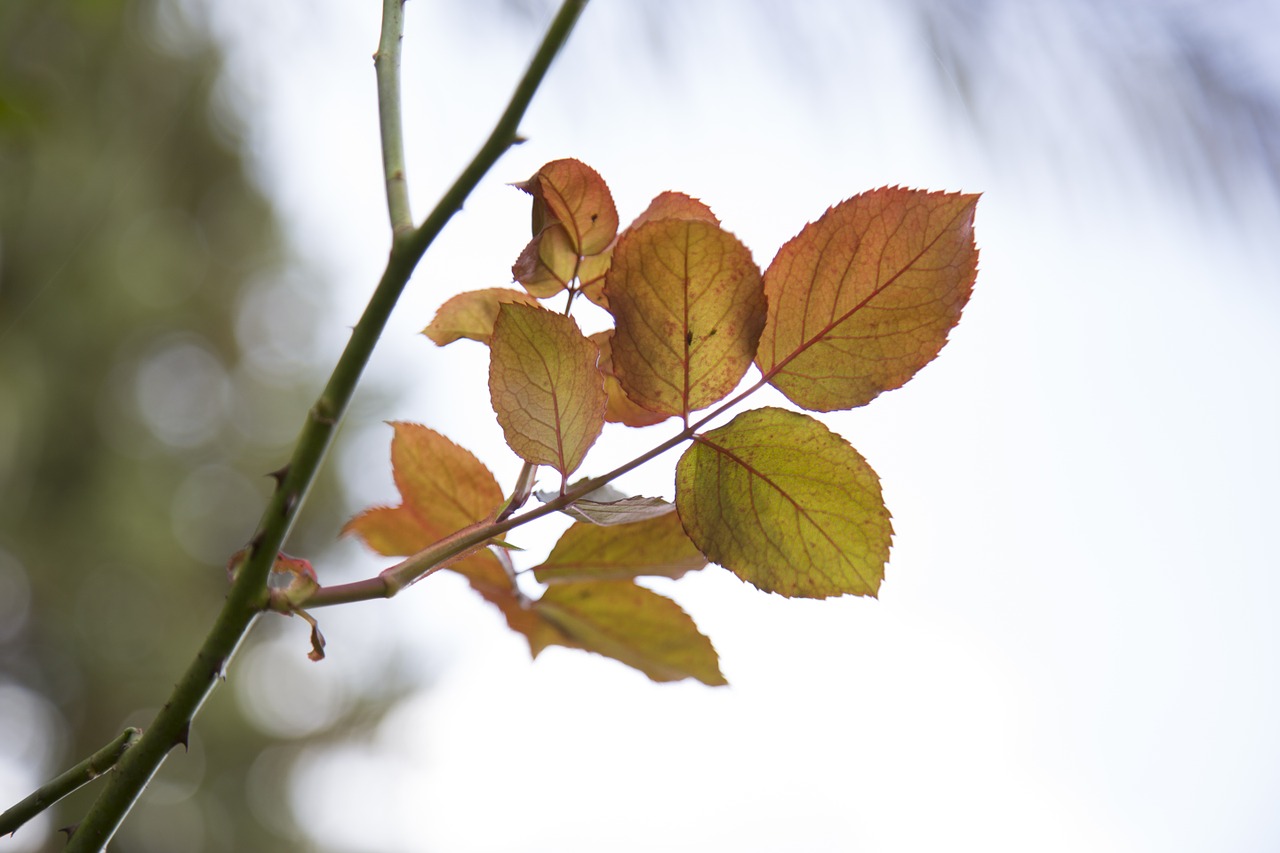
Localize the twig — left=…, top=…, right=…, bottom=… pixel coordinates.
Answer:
left=0, top=728, right=140, bottom=838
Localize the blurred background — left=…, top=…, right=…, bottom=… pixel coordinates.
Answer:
left=2, top=0, right=1279, bottom=851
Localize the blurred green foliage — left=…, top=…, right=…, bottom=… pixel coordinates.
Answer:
left=0, top=1, right=373, bottom=849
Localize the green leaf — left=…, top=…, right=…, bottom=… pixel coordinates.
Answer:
left=756, top=187, right=980, bottom=411
left=675, top=407, right=892, bottom=598
left=605, top=219, right=765, bottom=418
left=489, top=302, right=606, bottom=477
left=533, top=513, right=706, bottom=583
left=534, top=581, right=726, bottom=685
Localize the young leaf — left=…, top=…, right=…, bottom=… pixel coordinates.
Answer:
left=589, top=330, right=668, bottom=427
left=512, top=223, right=579, bottom=298
left=343, top=423, right=505, bottom=581
left=533, top=513, right=706, bottom=583
left=534, top=580, right=726, bottom=685
left=489, top=302, right=606, bottom=478
left=423, top=288, right=542, bottom=346
left=675, top=407, right=892, bottom=599
left=755, top=187, right=980, bottom=411
left=606, top=219, right=765, bottom=418
left=515, top=159, right=619, bottom=256
left=555, top=495, right=675, bottom=527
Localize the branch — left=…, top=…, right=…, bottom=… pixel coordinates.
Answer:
left=63, top=3, right=589, bottom=850
left=376, top=0, right=413, bottom=236
left=0, top=728, right=139, bottom=839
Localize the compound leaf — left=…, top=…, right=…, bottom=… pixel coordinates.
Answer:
left=533, top=513, right=706, bottom=583
left=756, top=187, right=979, bottom=411
left=489, top=302, right=606, bottom=477
left=423, top=288, right=542, bottom=346
left=675, top=407, right=892, bottom=598
left=534, top=580, right=726, bottom=685
left=606, top=219, right=765, bottom=417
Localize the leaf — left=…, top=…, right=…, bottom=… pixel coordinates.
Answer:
left=452, top=548, right=570, bottom=656
left=675, top=407, right=892, bottom=598
left=589, top=330, right=668, bottom=427
left=515, top=159, right=619, bottom=256
left=533, top=513, right=706, bottom=583
left=512, top=223, right=579, bottom=298
left=579, top=192, right=715, bottom=309
left=755, top=187, right=980, bottom=412
left=627, top=190, right=719, bottom=232
left=489, top=302, right=606, bottom=477
left=605, top=219, right=765, bottom=418
left=534, top=581, right=726, bottom=685
left=342, top=422, right=503, bottom=581
left=423, top=288, right=542, bottom=346
left=535, top=484, right=677, bottom=526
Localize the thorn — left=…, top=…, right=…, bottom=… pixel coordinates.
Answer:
left=176, top=722, right=191, bottom=752
left=267, top=464, right=290, bottom=487
left=512, top=133, right=529, bottom=146
left=59, top=824, right=79, bottom=840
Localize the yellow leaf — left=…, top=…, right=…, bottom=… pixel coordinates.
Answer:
left=605, top=219, right=765, bottom=418
left=423, top=288, right=542, bottom=346
left=535, top=581, right=726, bottom=685
left=511, top=222, right=578, bottom=298
left=675, top=407, right=893, bottom=598
left=756, top=187, right=980, bottom=411
left=489, top=303, right=606, bottom=477
left=533, top=513, right=706, bottom=583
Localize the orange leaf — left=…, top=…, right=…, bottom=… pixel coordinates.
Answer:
left=452, top=549, right=570, bottom=656
left=516, top=159, right=618, bottom=256
left=534, top=580, right=726, bottom=685
left=626, top=190, right=719, bottom=232
left=489, top=303, right=606, bottom=477
left=605, top=219, right=765, bottom=418
left=589, top=330, right=668, bottom=427
left=533, top=513, right=706, bottom=583
left=755, top=187, right=980, bottom=411
left=423, top=288, right=542, bottom=346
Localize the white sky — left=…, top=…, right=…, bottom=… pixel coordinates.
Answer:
left=55, top=1, right=1280, bottom=851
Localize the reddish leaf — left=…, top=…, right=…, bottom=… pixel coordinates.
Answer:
left=605, top=219, right=765, bottom=418
left=516, top=159, right=619, bottom=256
left=342, top=423, right=504, bottom=582
left=423, top=288, right=541, bottom=346
left=627, top=191, right=719, bottom=232
left=756, top=187, right=980, bottom=411
left=534, top=580, right=726, bottom=685
left=675, top=407, right=893, bottom=598
left=589, top=330, right=668, bottom=427
left=533, top=513, right=706, bottom=583
left=489, top=303, right=606, bottom=477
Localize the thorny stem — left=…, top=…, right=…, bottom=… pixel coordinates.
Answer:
left=0, top=729, right=140, bottom=839
left=60, top=2, right=589, bottom=850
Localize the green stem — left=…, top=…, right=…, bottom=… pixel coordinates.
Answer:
left=376, top=0, right=413, bottom=236
left=64, top=3, right=588, bottom=850
left=0, top=728, right=140, bottom=838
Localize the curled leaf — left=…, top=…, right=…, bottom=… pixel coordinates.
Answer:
left=675, top=407, right=892, bottom=598
left=756, top=187, right=980, bottom=411
left=516, top=159, right=619, bottom=256
left=489, top=303, right=606, bottom=477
